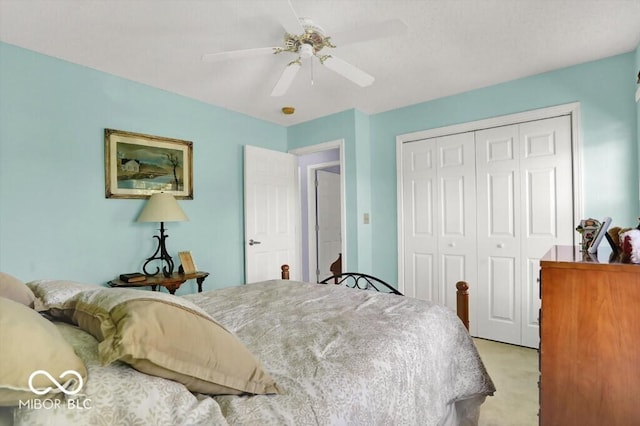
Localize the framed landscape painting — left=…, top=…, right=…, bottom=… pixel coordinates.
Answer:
left=104, top=129, right=193, bottom=199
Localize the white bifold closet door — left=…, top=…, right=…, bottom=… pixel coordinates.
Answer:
left=401, top=115, right=573, bottom=347
left=401, top=132, right=477, bottom=326
left=475, top=116, right=573, bottom=347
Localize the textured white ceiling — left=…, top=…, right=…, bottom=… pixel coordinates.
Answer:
left=1, top=0, right=639, bottom=126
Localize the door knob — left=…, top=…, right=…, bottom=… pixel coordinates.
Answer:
left=497, top=243, right=505, bottom=248
left=249, top=239, right=262, bottom=246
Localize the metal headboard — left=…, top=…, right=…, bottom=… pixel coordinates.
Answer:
left=318, top=272, right=403, bottom=296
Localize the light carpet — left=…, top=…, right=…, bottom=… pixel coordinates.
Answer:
left=474, top=338, right=538, bottom=426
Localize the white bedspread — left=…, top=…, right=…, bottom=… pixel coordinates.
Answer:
left=6, top=279, right=494, bottom=426
left=185, top=280, right=495, bottom=425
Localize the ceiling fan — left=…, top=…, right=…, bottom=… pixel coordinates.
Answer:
left=201, top=0, right=407, bottom=97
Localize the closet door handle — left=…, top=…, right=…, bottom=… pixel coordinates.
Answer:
left=497, top=243, right=505, bottom=248
left=249, top=239, right=262, bottom=246
left=449, top=242, right=456, bottom=247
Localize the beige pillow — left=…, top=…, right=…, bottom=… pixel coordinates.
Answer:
left=70, top=288, right=279, bottom=396
left=0, top=297, right=87, bottom=406
left=0, top=272, right=35, bottom=308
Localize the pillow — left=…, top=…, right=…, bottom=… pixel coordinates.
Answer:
left=0, top=297, right=87, bottom=406
left=26, top=280, right=98, bottom=317
left=69, top=288, right=279, bottom=396
left=0, top=272, right=35, bottom=308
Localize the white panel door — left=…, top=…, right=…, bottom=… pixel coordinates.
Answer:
left=476, top=117, right=573, bottom=347
left=519, top=116, right=573, bottom=347
left=399, top=107, right=577, bottom=347
left=401, top=139, right=437, bottom=300
left=401, top=132, right=476, bottom=318
left=315, top=169, right=341, bottom=281
left=476, top=125, right=522, bottom=345
left=244, top=145, right=300, bottom=283
left=436, top=132, right=478, bottom=332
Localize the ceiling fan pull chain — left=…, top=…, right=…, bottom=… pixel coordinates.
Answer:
left=311, top=57, right=315, bottom=86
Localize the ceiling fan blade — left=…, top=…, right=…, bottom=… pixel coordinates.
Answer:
left=202, top=47, right=276, bottom=62
left=273, top=0, right=305, bottom=35
left=322, top=56, right=374, bottom=87
left=271, top=61, right=302, bottom=97
left=330, top=19, right=407, bottom=46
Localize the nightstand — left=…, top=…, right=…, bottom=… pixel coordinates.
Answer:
left=108, top=271, right=209, bottom=295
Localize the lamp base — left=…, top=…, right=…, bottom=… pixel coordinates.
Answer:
left=142, top=222, right=174, bottom=278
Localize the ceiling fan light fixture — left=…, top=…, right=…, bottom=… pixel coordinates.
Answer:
left=299, top=43, right=314, bottom=59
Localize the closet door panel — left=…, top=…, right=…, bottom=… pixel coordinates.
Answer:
left=519, top=116, right=574, bottom=347
left=488, top=256, right=516, bottom=320
left=487, top=172, right=516, bottom=236
left=441, top=254, right=466, bottom=308
left=402, top=140, right=438, bottom=300
left=437, top=132, right=477, bottom=327
left=413, top=252, right=435, bottom=301
left=476, top=125, right=522, bottom=345
left=441, top=176, right=465, bottom=235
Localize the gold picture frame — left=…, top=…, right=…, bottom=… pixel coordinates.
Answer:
left=178, top=251, right=198, bottom=274
left=105, top=129, right=193, bottom=199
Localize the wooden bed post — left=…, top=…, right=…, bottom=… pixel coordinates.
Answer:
left=456, top=281, right=470, bottom=331
left=281, top=264, right=290, bottom=280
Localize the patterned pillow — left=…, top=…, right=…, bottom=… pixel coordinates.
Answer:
left=26, top=280, right=99, bottom=318
left=68, top=288, right=279, bottom=396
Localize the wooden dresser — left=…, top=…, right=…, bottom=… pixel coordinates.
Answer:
left=539, top=245, right=640, bottom=426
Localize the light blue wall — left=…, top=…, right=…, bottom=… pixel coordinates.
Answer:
left=0, top=42, right=286, bottom=293
left=353, top=110, right=372, bottom=272
left=2, top=42, right=638, bottom=290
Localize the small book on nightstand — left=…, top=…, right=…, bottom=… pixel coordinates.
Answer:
left=119, top=273, right=146, bottom=283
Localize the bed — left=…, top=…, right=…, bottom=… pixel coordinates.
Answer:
left=0, top=269, right=495, bottom=426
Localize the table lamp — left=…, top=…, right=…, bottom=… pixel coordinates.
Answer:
left=137, top=192, right=189, bottom=277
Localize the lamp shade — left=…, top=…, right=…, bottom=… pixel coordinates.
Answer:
left=136, top=193, right=189, bottom=223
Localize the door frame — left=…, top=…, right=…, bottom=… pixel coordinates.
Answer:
left=396, top=102, right=584, bottom=294
left=290, top=139, right=347, bottom=279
